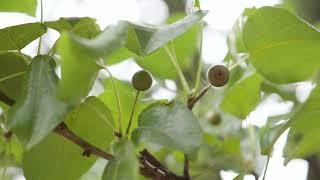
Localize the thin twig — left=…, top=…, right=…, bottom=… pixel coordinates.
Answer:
left=262, top=155, right=270, bottom=180
left=187, top=84, right=211, bottom=110
left=183, top=154, right=190, bottom=179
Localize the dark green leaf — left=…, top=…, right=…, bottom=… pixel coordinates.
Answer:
left=243, top=7, right=320, bottom=83
left=7, top=55, right=69, bottom=149
left=0, top=23, right=47, bottom=51
left=220, top=73, right=262, bottom=119
left=57, top=21, right=128, bottom=104
left=132, top=101, right=203, bottom=154
left=102, top=140, right=139, bottom=180
left=0, top=51, right=29, bottom=100
left=0, top=0, right=37, bottom=16
left=125, top=10, right=207, bottom=56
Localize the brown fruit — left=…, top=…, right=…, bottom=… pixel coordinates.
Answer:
left=132, top=70, right=153, bottom=91
left=207, top=65, right=230, bottom=87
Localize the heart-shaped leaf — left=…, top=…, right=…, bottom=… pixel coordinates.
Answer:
left=243, top=7, right=320, bottom=83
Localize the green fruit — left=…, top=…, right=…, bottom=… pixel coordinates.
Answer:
left=132, top=70, right=153, bottom=91
left=208, top=113, right=221, bottom=126
left=207, top=65, right=230, bottom=87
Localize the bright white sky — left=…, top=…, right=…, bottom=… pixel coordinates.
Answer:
left=0, top=0, right=310, bottom=180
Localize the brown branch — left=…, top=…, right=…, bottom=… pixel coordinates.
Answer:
left=53, top=122, right=114, bottom=160
left=0, top=90, right=15, bottom=106
left=1, top=91, right=184, bottom=179
left=183, top=154, right=190, bottom=179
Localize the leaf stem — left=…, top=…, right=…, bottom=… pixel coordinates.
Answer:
left=37, top=0, right=44, bottom=55
left=187, top=84, right=211, bottom=109
left=125, top=90, right=140, bottom=135
left=102, top=66, right=123, bottom=136
left=1, top=168, right=7, bottom=180
left=194, top=21, right=204, bottom=95
left=164, top=43, right=190, bottom=95
left=0, top=72, right=25, bottom=83
left=262, top=155, right=270, bottom=180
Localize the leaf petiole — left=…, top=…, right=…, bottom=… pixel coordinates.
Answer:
left=164, top=42, right=190, bottom=95
left=125, top=90, right=140, bottom=135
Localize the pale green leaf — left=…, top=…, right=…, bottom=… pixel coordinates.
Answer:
left=243, top=7, right=320, bottom=83
left=57, top=21, right=128, bottom=104
left=221, top=73, right=262, bottom=119
left=0, top=0, right=37, bottom=16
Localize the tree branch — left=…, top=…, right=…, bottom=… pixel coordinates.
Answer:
left=53, top=122, right=114, bottom=160
left=0, top=92, right=184, bottom=180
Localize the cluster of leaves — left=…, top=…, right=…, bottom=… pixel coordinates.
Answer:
left=1, top=0, right=320, bottom=180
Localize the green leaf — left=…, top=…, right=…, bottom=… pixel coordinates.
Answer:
left=102, top=140, right=139, bottom=180
left=194, top=0, right=200, bottom=8
left=57, top=21, right=128, bottom=104
left=243, top=7, right=320, bottom=83
left=132, top=101, right=203, bottom=154
left=0, top=0, right=37, bottom=16
left=65, top=96, right=115, bottom=148
left=23, top=133, right=96, bottom=180
left=125, top=10, right=207, bottom=56
left=220, top=73, right=262, bottom=119
left=23, top=97, right=114, bottom=180
left=136, top=13, right=200, bottom=79
left=98, top=78, right=154, bottom=131
left=7, top=55, right=69, bottom=149
left=282, top=83, right=320, bottom=163
left=45, top=17, right=101, bottom=38
left=0, top=51, right=29, bottom=100
left=0, top=23, right=47, bottom=51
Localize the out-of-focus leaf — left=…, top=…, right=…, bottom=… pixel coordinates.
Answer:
left=282, top=82, right=320, bottom=164
left=65, top=96, right=115, bottom=148
left=0, top=23, right=47, bottom=51
left=102, top=140, right=139, bottom=180
left=0, top=52, right=29, bottom=100
left=220, top=73, right=262, bottom=119
left=98, top=78, right=157, bottom=132
left=23, top=134, right=96, bottom=180
left=7, top=55, right=69, bottom=149
left=45, top=17, right=101, bottom=38
left=0, top=0, right=37, bottom=16
left=57, top=21, right=128, bottom=104
left=243, top=7, right=320, bottom=83
left=23, top=96, right=114, bottom=180
left=132, top=101, right=203, bottom=154
left=125, top=10, right=207, bottom=56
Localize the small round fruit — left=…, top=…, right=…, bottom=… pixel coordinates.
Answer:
left=207, top=65, right=230, bottom=87
left=132, top=70, right=153, bottom=91
left=208, top=113, right=221, bottom=126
